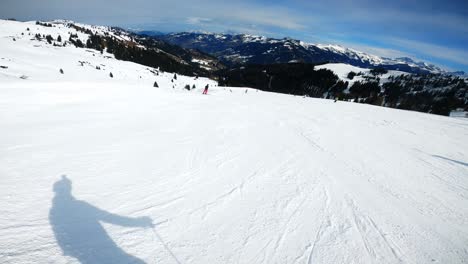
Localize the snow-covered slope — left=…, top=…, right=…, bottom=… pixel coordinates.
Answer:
left=0, top=19, right=216, bottom=89
left=1, top=20, right=468, bottom=264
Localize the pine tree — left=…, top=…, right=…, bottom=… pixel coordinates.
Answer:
left=109, top=72, right=113, bottom=78
left=347, top=71, right=357, bottom=80
left=153, top=81, right=159, bottom=88
left=57, top=35, right=62, bottom=42
left=75, top=39, right=84, bottom=48
left=46, top=35, right=53, bottom=44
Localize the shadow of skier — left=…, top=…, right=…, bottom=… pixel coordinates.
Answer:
left=49, top=175, right=153, bottom=264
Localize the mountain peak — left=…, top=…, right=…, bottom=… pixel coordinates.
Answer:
left=156, top=32, right=460, bottom=75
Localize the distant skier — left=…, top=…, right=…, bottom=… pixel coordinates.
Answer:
left=203, top=84, right=209, bottom=95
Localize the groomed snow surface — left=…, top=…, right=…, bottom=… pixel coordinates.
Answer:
left=1, top=19, right=468, bottom=264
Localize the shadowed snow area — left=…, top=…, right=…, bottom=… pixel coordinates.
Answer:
left=0, top=19, right=467, bottom=264
left=50, top=175, right=153, bottom=264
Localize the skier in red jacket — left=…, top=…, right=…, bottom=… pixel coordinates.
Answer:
left=203, top=84, right=209, bottom=94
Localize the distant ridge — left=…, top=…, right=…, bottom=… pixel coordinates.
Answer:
left=156, top=32, right=464, bottom=75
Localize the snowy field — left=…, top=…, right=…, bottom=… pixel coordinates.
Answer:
left=1, top=19, right=468, bottom=264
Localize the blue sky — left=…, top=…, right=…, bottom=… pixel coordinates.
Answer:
left=1, top=0, right=467, bottom=72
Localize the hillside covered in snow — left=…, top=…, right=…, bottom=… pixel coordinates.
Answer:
left=1, top=19, right=468, bottom=264
left=0, top=19, right=216, bottom=88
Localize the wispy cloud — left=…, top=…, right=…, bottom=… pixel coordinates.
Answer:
left=339, top=8, right=468, bottom=34
left=386, top=37, right=468, bottom=66
left=186, top=17, right=213, bottom=25
left=180, top=2, right=306, bottom=31
left=220, top=5, right=306, bottom=30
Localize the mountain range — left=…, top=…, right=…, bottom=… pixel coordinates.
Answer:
left=154, top=32, right=464, bottom=76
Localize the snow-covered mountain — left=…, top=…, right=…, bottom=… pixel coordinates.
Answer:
left=157, top=32, right=462, bottom=75
left=1, top=19, right=468, bottom=264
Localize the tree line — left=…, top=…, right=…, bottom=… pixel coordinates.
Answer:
left=217, top=64, right=467, bottom=116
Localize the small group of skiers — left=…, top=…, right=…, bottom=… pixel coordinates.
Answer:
left=156, top=83, right=254, bottom=96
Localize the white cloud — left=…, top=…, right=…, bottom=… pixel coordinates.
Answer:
left=220, top=6, right=306, bottom=30
left=179, top=2, right=307, bottom=30
left=186, top=17, right=213, bottom=25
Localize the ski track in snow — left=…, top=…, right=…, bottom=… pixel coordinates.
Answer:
left=1, top=19, right=468, bottom=264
